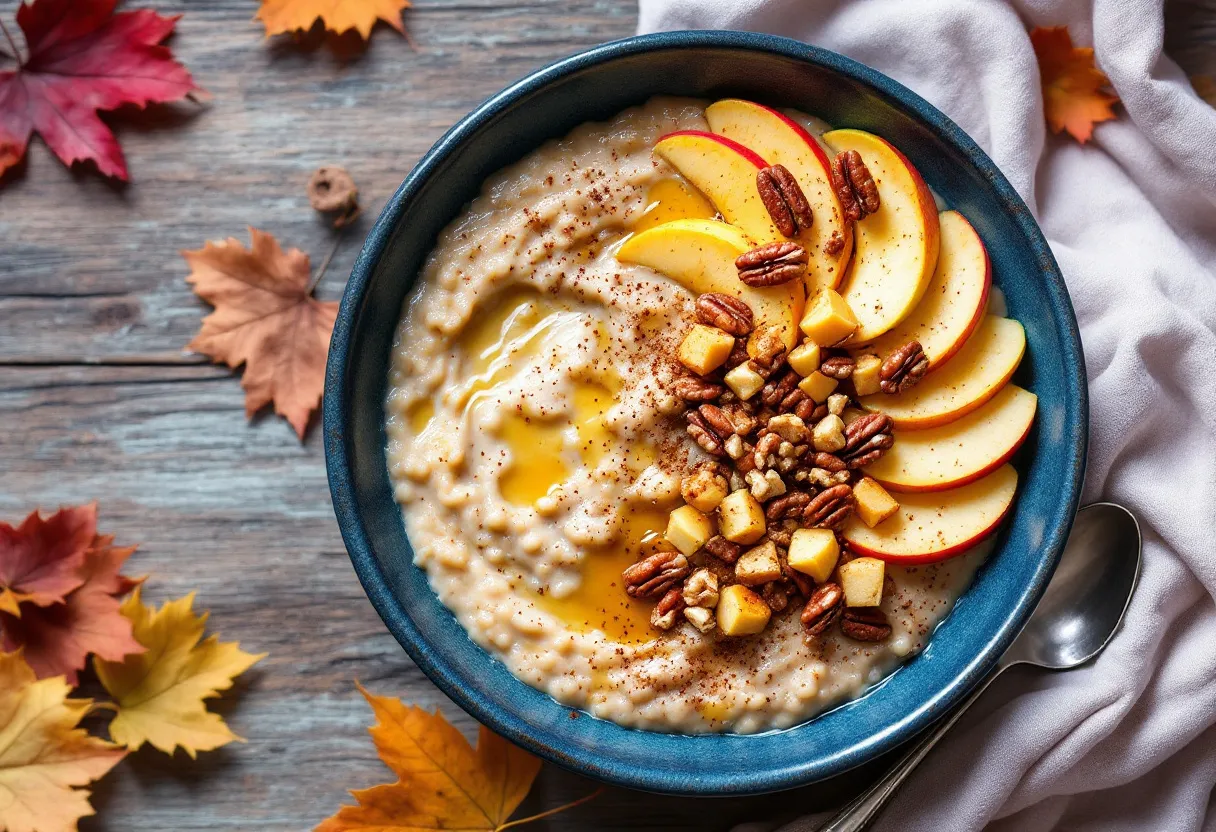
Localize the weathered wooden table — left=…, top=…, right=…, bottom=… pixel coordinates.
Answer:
left=3, top=2, right=1210, bottom=829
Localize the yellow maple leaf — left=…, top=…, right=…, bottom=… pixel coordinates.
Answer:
left=93, top=587, right=265, bottom=758
left=1030, top=26, right=1120, bottom=143
left=317, top=684, right=601, bottom=831
left=0, top=650, right=125, bottom=832
left=256, top=0, right=410, bottom=40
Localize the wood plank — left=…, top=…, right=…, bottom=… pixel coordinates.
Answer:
left=0, top=0, right=638, bottom=361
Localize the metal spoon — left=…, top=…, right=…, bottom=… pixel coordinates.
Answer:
left=820, top=502, right=1141, bottom=832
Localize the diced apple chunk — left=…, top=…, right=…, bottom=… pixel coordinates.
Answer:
left=853, top=477, right=900, bottom=527
left=718, top=489, right=766, bottom=544
left=724, top=362, right=766, bottom=401
left=678, top=324, right=735, bottom=375
left=681, top=467, right=730, bottom=513
left=787, top=528, right=839, bottom=583
left=665, top=505, right=714, bottom=556
left=787, top=341, right=822, bottom=376
left=852, top=354, right=883, bottom=397
left=838, top=557, right=885, bottom=607
left=716, top=584, right=772, bottom=635
left=735, top=540, right=782, bottom=585
left=799, top=289, right=859, bottom=346
left=798, top=371, right=838, bottom=403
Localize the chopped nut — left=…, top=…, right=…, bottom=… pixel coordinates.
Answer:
left=767, top=413, right=809, bottom=443
left=762, top=582, right=790, bottom=612
left=682, top=568, right=720, bottom=608
left=684, top=605, right=717, bottom=633
left=812, top=414, right=847, bottom=452
left=724, top=433, right=746, bottom=459
left=827, top=393, right=850, bottom=416
left=650, top=588, right=685, bottom=630
left=819, top=355, right=856, bottom=380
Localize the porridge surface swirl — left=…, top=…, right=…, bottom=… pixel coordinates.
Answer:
left=385, top=98, right=986, bottom=733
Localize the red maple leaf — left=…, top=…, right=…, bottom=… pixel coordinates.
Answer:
left=0, top=0, right=199, bottom=181
left=0, top=512, right=144, bottom=683
left=0, top=504, right=97, bottom=616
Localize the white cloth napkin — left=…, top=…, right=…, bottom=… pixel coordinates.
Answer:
left=638, top=1, right=1216, bottom=829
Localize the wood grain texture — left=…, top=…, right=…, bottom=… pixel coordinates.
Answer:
left=2, top=1, right=1211, bottom=829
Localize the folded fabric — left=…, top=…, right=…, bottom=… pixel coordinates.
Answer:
left=637, top=1, right=1216, bottom=829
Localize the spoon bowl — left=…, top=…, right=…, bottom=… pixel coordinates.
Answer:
left=1004, top=503, right=1141, bottom=670
left=821, top=502, right=1142, bottom=832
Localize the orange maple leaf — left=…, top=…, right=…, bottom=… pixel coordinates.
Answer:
left=255, top=0, right=410, bottom=40
left=316, top=684, right=597, bottom=831
left=184, top=228, right=339, bottom=440
left=1030, top=26, right=1120, bottom=143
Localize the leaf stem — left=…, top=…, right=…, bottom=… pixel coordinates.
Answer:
left=308, top=226, right=348, bottom=295
left=497, top=787, right=604, bottom=831
left=0, top=17, right=20, bottom=65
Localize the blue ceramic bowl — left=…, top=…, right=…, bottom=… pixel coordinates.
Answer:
left=324, top=31, right=1087, bottom=795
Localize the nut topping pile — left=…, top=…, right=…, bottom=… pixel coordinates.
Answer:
left=617, top=152, right=933, bottom=644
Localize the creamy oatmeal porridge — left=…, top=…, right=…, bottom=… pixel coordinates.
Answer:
left=384, top=96, right=1030, bottom=733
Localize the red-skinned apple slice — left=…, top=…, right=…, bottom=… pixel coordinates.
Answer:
left=704, top=99, right=852, bottom=293
left=616, top=218, right=804, bottom=351
left=853, top=210, right=990, bottom=371
left=653, top=131, right=783, bottom=244
left=859, top=316, right=1025, bottom=429
left=842, top=464, right=1018, bottom=564
left=864, top=385, right=1037, bottom=492
left=822, top=129, right=941, bottom=341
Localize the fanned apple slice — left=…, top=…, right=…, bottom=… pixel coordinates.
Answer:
left=616, top=218, right=804, bottom=351
left=822, top=129, right=940, bottom=341
left=859, top=316, right=1025, bottom=429
left=704, top=99, right=852, bottom=293
left=653, top=131, right=782, bottom=244
left=854, top=210, right=990, bottom=371
left=864, top=386, right=1037, bottom=492
left=843, top=465, right=1018, bottom=564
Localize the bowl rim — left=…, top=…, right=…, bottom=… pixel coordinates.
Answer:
left=324, top=29, right=1088, bottom=795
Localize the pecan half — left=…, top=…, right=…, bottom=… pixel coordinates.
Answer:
left=757, top=164, right=815, bottom=238
left=650, top=587, right=686, bottom=630
left=801, top=582, right=844, bottom=637
left=841, top=607, right=892, bottom=642
left=704, top=535, right=742, bottom=564
left=697, top=403, right=736, bottom=438
left=727, top=338, right=752, bottom=370
left=671, top=375, right=725, bottom=402
left=735, top=242, right=809, bottom=288
left=803, top=483, right=854, bottom=529
left=686, top=410, right=726, bottom=456
left=696, top=293, right=754, bottom=336
left=879, top=341, right=929, bottom=394
left=761, top=368, right=801, bottom=407
left=819, top=355, right=856, bottom=380
left=831, top=150, right=881, bottom=222
left=722, top=403, right=760, bottom=436
left=813, top=452, right=848, bottom=472
left=765, top=491, right=812, bottom=521
left=624, top=550, right=690, bottom=598
left=841, top=412, right=894, bottom=469
left=792, top=396, right=818, bottom=421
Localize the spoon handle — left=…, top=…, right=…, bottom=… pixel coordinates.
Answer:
left=816, top=665, right=1007, bottom=832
